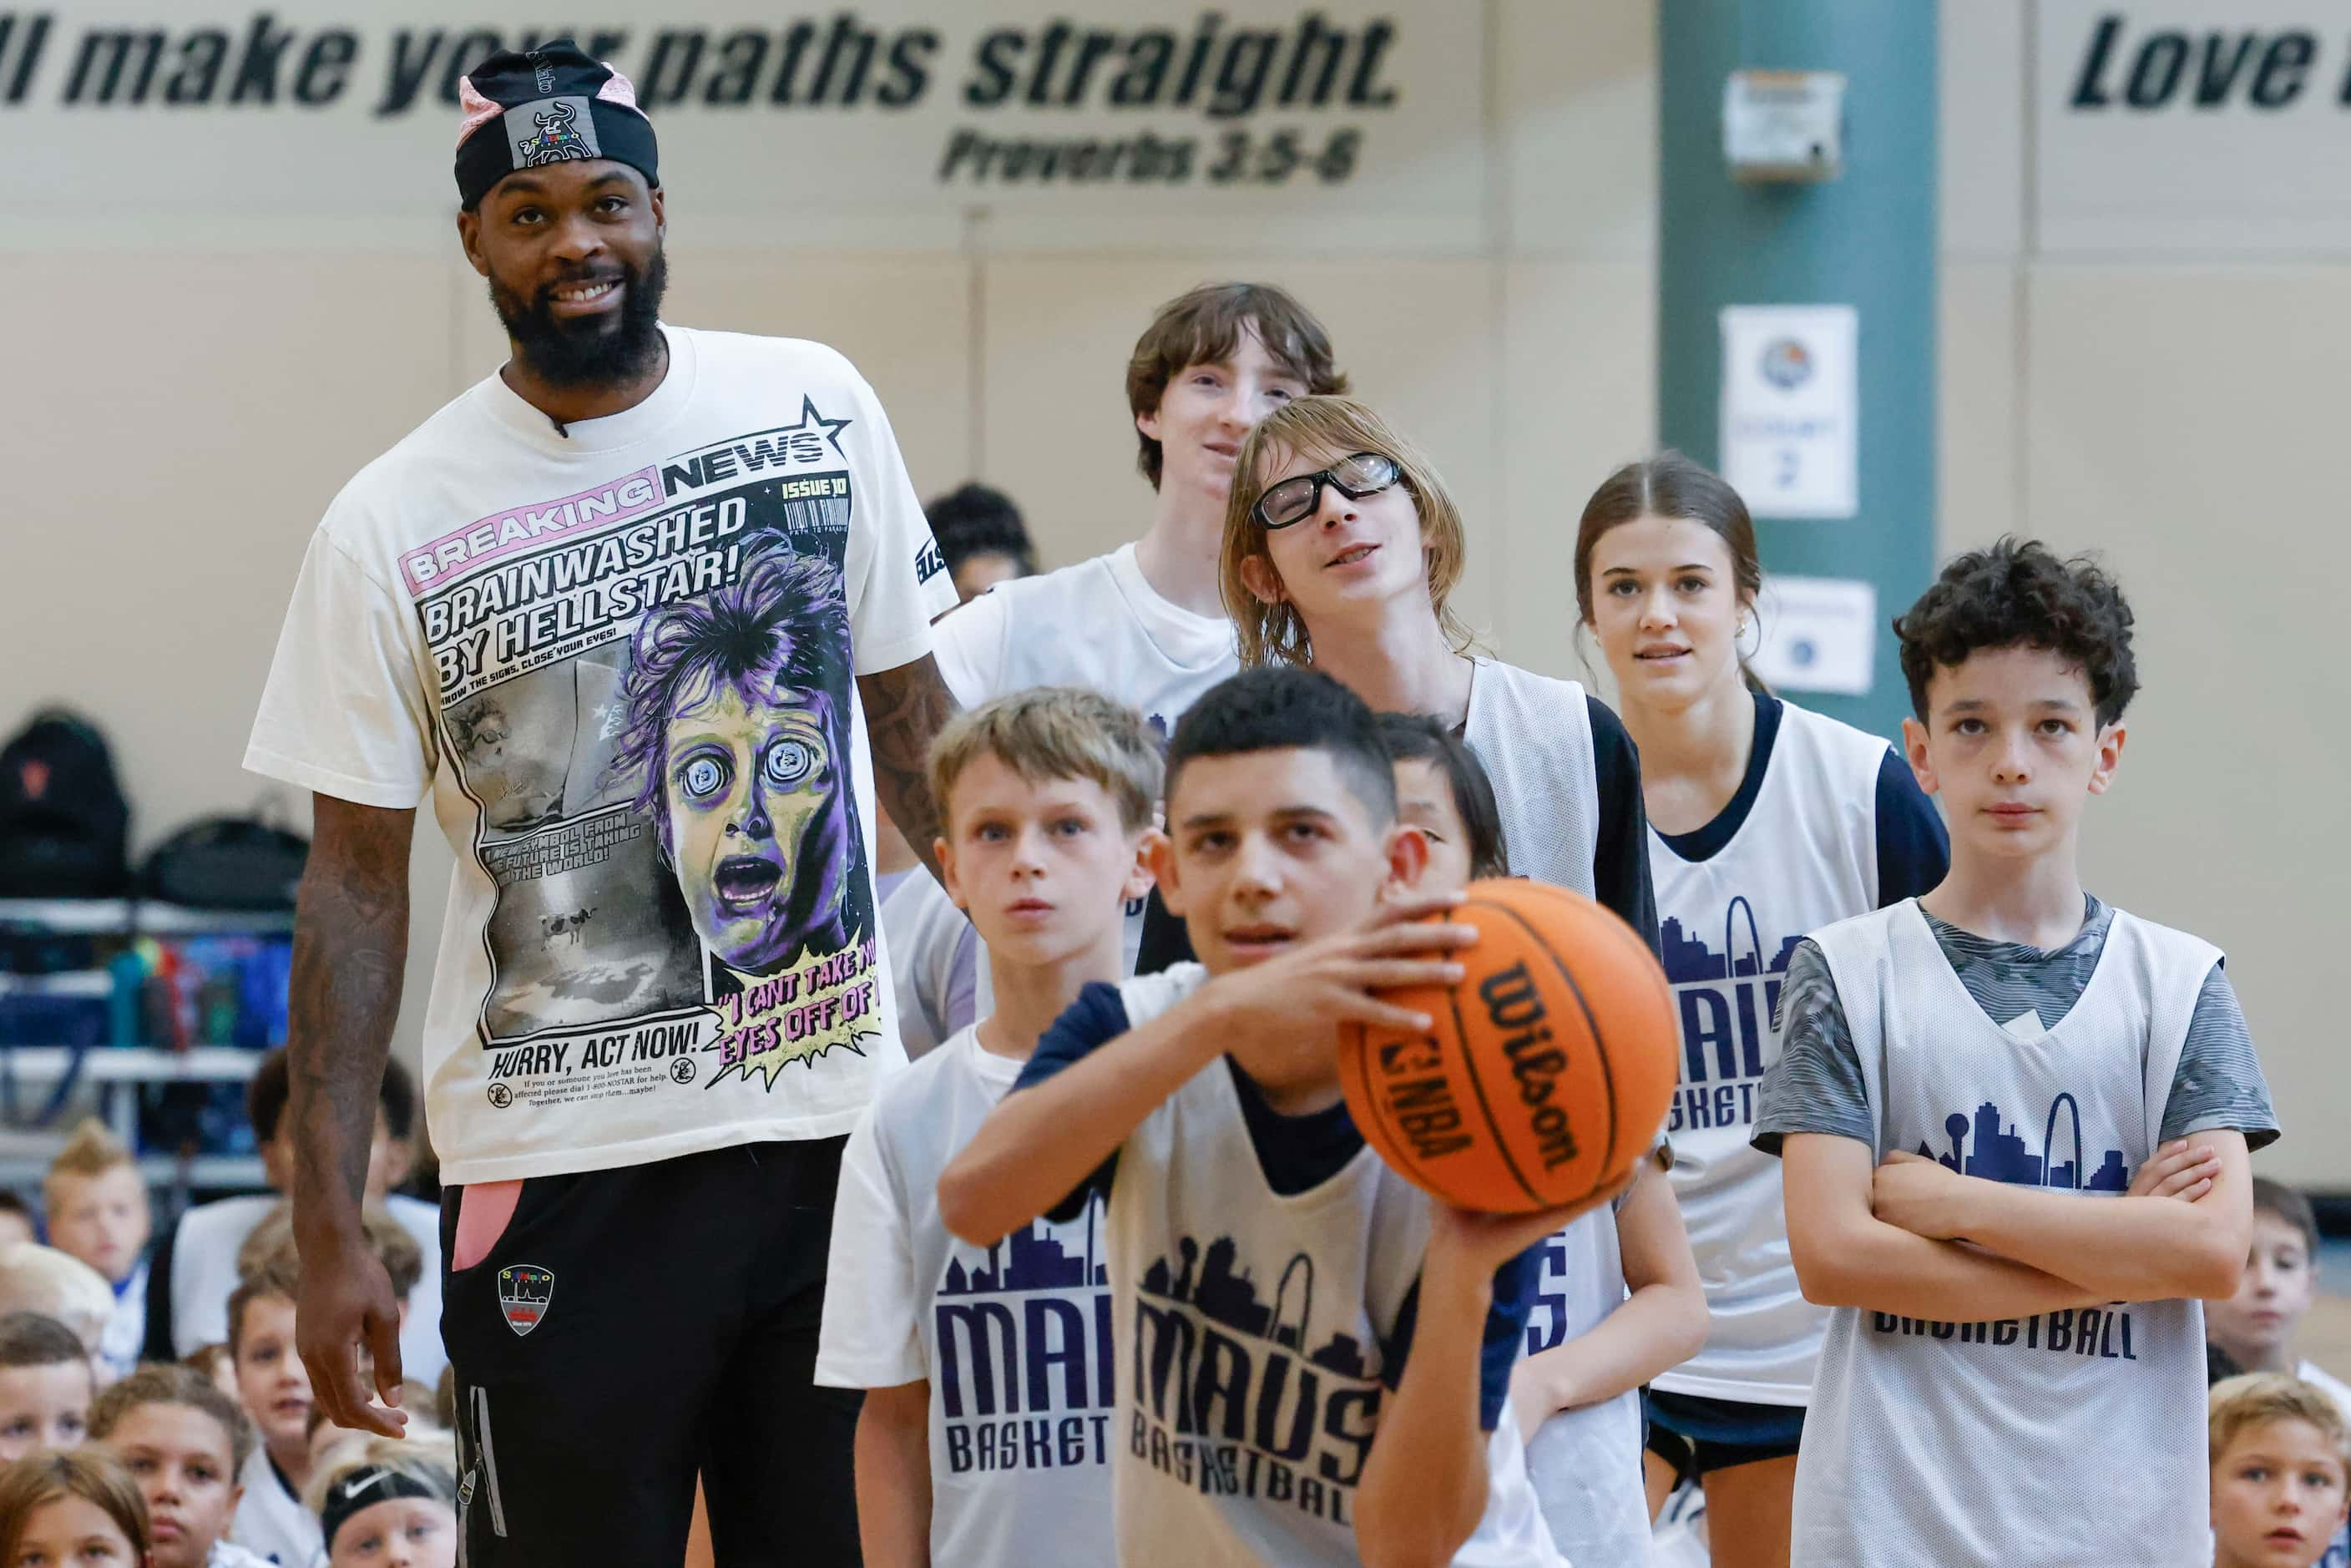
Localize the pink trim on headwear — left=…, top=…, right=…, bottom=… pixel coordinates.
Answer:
left=456, top=76, right=503, bottom=147
left=596, top=70, right=643, bottom=113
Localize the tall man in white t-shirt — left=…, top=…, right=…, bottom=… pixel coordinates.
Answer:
left=932, top=281, right=1347, bottom=740
left=245, top=42, right=959, bottom=1566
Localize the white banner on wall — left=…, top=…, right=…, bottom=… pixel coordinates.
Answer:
left=1718, top=304, right=1858, bottom=521
left=1751, top=575, right=1875, bottom=697
left=0, top=2, right=1484, bottom=250
left=2038, top=1, right=2351, bottom=253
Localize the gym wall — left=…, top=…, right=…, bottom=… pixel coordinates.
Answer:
left=0, top=2, right=2337, bottom=1184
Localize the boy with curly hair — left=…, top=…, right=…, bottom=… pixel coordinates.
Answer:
left=1757, top=538, right=2280, bottom=1565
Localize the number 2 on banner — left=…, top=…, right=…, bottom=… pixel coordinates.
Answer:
left=1776, top=448, right=1799, bottom=489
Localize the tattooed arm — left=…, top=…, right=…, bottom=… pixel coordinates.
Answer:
left=856, top=654, right=959, bottom=883
left=288, top=793, right=415, bottom=1438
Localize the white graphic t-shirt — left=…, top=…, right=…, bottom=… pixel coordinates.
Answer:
left=247, top=326, right=956, bottom=1183
left=817, top=1027, right=1114, bottom=1567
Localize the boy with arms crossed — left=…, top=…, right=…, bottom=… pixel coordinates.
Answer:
left=941, top=667, right=1590, bottom=1567
left=817, top=688, right=1160, bottom=1565
left=1758, top=539, right=2278, bottom=1565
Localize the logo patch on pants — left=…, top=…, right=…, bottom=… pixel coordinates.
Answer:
left=497, top=1265, right=554, bottom=1336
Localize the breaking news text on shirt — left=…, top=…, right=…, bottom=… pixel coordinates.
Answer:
left=246, top=326, right=957, bottom=1184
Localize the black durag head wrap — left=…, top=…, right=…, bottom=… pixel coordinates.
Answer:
left=454, top=39, right=658, bottom=210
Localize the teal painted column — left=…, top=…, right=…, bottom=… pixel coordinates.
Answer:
left=1657, top=2, right=1937, bottom=740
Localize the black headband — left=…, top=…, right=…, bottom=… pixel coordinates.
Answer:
left=319, top=1464, right=443, bottom=1550
left=454, top=40, right=658, bottom=210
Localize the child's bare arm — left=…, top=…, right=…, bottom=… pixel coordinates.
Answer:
left=937, top=988, right=1226, bottom=1247
left=1782, top=1135, right=2104, bottom=1322
left=1871, top=1132, right=2251, bottom=1301
left=1358, top=1184, right=1627, bottom=1568
left=937, top=899, right=1473, bottom=1247
left=853, top=1381, right=932, bottom=1568
left=1509, top=1161, right=1707, bottom=1440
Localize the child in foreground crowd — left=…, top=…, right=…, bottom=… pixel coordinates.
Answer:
left=819, top=688, right=1160, bottom=1565
left=2210, top=1373, right=2351, bottom=1568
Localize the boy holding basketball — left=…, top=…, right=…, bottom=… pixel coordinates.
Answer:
left=941, top=666, right=1589, bottom=1568
left=1758, top=539, right=2279, bottom=1565
left=816, top=688, right=1160, bottom=1566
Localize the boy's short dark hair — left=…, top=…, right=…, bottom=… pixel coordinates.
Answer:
left=0, top=1310, right=90, bottom=1370
left=248, top=1049, right=417, bottom=1146
left=1125, top=282, right=1348, bottom=489
left=923, top=483, right=1037, bottom=578
left=1894, top=538, right=2138, bottom=727
left=2252, top=1177, right=2323, bottom=1258
left=1165, top=668, right=1394, bottom=827
left=90, top=1361, right=255, bottom=1472
left=1377, top=712, right=1509, bottom=879
left=0, top=1193, right=33, bottom=1223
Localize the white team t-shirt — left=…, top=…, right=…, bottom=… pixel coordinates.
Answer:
left=169, top=1193, right=447, bottom=1389
left=929, top=542, right=1236, bottom=736
left=816, top=1027, right=1115, bottom=1567
left=231, top=1447, right=321, bottom=1567
left=246, top=326, right=956, bottom=1184
left=877, top=867, right=977, bottom=1060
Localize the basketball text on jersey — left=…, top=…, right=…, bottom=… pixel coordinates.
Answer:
left=933, top=1198, right=1115, bottom=1478
left=1129, top=1233, right=1381, bottom=1528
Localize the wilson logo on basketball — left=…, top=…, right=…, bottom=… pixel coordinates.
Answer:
left=1478, top=963, right=1580, bottom=1172
left=1337, top=879, right=1678, bottom=1216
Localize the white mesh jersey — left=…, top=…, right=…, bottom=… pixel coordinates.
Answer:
left=1467, top=657, right=1646, bottom=1560
left=1795, top=902, right=2217, bottom=1568
left=1105, top=966, right=1564, bottom=1568
left=1463, top=659, right=1597, bottom=896
left=1650, top=701, right=1893, bottom=1404
left=1522, top=1195, right=1651, bottom=1565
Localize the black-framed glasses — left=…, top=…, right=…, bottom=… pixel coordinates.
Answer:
left=1250, top=452, right=1403, bottom=530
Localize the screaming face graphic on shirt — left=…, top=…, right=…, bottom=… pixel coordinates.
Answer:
left=609, top=544, right=857, bottom=977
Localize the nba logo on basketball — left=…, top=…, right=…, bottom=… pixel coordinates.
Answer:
left=498, top=1265, right=555, bottom=1337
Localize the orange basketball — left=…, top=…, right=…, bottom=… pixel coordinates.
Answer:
left=1338, top=878, right=1678, bottom=1214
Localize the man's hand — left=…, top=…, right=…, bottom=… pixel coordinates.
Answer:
left=1203, top=891, right=1474, bottom=1076
left=285, top=795, right=413, bottom=1439
left=296, top=1232, right=408, bottom=1437
left=1871, top=1150, right=1970, bottom=1241
left=2129, top=1139, right=2222, bottom=1203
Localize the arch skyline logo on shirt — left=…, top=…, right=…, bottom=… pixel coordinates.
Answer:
left=1661, top=895, right=1800, bottom=1136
